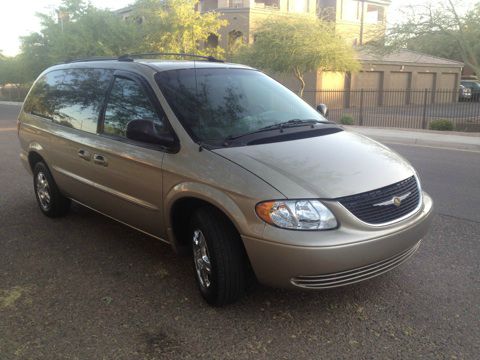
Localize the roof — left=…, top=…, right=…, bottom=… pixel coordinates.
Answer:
left=139, top=60, right=253, bottom=72
left=113, top=5, right=134, bottom=15
left=357, top=49, right=464, bottom=68
left=48, top=59, right=253, bottom=73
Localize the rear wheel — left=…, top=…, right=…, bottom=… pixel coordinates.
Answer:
left=33, top=162, right=70, bottom=217
left=190, top=206, right=246, bottom=306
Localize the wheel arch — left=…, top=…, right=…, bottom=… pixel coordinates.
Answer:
left=165, top=183, right=249, bottom=253
left=28, top=150, right=46, bottom=171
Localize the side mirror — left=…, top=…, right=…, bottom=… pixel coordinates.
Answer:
left=316, top=104, right=329, bottom=117
left=126, top=119, right=176, bottom=148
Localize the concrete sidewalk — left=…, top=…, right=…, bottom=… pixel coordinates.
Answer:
left=0, top=101, right=23, bottom=106
left=346, top=126, right=480, bottom=152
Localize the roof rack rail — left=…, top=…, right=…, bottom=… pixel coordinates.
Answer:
left=117, top=52, right=224, bottom=63
left=65, top=56, right=119, bottom=64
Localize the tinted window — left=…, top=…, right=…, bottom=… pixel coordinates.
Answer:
left=24, top=71, right=64, bottom=120
left=24, top=68, right=113, bottom=133
left=103, top=77, right=168, bottom=138
left=155, top=68, right=326, bottom=145
left=463, top=82, right=480, bottom=90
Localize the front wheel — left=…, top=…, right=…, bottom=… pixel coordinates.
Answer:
left=190, top=207, right=246, bottom=306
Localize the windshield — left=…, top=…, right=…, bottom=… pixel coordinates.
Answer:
left=462, top=81, right=480, bottom=90
left=155, top=68, right=326, bottom=145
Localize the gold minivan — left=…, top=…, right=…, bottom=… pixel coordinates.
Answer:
left=18, top=55, right=433, bottom=305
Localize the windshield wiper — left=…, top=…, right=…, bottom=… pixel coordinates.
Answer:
left=225, top=119, right=328, bottom=143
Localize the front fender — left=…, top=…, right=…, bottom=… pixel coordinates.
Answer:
left=164, top=181, right=266, bottom=244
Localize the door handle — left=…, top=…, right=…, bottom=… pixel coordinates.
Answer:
left=78, top=149, right=91, bottom=161
left=93, top=154, right=108, bottom=166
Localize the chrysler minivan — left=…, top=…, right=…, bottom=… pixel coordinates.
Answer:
left=18, top=55, right=433, bottom=305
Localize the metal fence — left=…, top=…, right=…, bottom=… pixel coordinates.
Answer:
left=0, top=85, right=29, bottom=102
left=305, top=89, right=480, bottom=132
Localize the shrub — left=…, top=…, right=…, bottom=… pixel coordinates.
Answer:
left=429, top=119, right=454, bottom=131
left=340, top=115, right=354, bottom=125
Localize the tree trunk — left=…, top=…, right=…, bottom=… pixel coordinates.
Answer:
left=293, top=67, right=305, bottom=98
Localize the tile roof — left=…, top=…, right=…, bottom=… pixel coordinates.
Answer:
left=357, top=49, right=464, bottom=67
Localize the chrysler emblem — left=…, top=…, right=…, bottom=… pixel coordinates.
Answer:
left=373, top=192, right=411, bottom=207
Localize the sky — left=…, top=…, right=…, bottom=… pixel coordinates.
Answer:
left=0, top=0, right=477, bottom=56
left=0, top=0, right=133, bottom=56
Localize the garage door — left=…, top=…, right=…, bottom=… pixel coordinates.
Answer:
left=351, top=71, right=383, bottom=107
left=438, top=73, right=457, bottom=90
left=413, top=72, right=436, bottom=104
left=387, top=72, right=411, bottom=105
left=437, top=73, right=458, bottom=103
left=357, top=71, right=382, bottom=89
left=318, top=71, right=346, bottom=109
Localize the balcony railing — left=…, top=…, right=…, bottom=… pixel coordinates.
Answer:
left=227, top=0, right=279, bottom=9
left=228, top=0, right=249, bottom=8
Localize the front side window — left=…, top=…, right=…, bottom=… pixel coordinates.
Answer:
left=155, top=68, right=326, bottom=145
left=24, top=68, right=113, bottom=133
left=103, top=77, right=168, bottom=138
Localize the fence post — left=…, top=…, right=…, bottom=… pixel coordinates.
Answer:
left=421, top=88, right=428, bottom=129
left=359, top=89, right=364, bottom=126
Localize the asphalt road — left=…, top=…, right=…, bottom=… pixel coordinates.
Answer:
left=1, top=103, right=479, bottom=359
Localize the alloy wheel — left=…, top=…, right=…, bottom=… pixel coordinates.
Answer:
left=36, top=172, right=51, bottom=210
left=193, top=229, right=212, bottom=289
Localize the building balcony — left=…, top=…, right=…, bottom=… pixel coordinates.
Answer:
left=226, top=0, right=279, bottom=9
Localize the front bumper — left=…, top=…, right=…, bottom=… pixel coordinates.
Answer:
left=242, top=192, right=433, bottom=289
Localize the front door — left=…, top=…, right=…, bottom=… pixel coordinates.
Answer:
left=75, top=72, right=173, bottom=239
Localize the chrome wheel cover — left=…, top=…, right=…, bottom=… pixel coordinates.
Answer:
left=36, top=172, right=51, bottom=210
left=193, top=229, right=212, bottom=289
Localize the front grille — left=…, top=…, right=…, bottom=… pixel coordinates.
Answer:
left=291, top=242, right=420, bottom=289
left=337, top=176, right=420, bottom=225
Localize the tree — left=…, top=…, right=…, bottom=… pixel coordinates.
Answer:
left=406, top=33, right=462, bottom=62
left=131, top=0, right=227, bottom=57
left=22, top=2, right=142, bottom=61
left=15, top=1, right=143, bottom=82
left=234, top=16, right=359, bottom=97
left=0, top=56, right=25, bottom=85
left=11, top=0, right=227, bottom=83
left=383, top=1, right=480, bottom=75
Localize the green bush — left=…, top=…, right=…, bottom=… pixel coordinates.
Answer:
left=429, top=119, right=454, bottom=131
left=340, top=115, right=354, bottom=125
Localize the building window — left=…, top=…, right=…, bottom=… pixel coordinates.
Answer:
left=366, top=4, right=385, bottom=23
left=255, top=0, right=279, bottom=8
left=206, top=34, right=219, bottom=48
left=341, top=0, right=361, bottom=22
left=229, top=0, right=245, bottom=8
left=228, top=30, right=243, bottom=53
left=287, top=0, right=308, bottom=13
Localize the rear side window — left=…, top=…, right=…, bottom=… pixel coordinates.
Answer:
left=103, top=77, right=168, bottom=138
left=24, top=68, right=113, bottom=133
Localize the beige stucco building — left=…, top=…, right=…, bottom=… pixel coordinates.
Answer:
left=115, top=0, right=464, bottom=105
left=315, top=49, right=464, bottom=108
left=199, top=0, right=463, bottom=105
left=318, top=0, right=390, bottom=45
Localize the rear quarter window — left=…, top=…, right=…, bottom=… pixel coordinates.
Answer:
left=24, top=68, right=113, bottom=133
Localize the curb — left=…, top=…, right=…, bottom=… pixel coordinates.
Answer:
left=344, top=126, right=480, bottom=152
left=0, top=101, right=23, bottom=106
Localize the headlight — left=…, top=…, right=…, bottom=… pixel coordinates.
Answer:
left=255, top=200, right=337, bottom=230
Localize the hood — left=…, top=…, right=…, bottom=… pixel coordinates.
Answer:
left=213, top=130, right=415, bottom=199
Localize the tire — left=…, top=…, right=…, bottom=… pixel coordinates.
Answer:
left=190, top=206, right=246, bottom=306
left=33, top=162, right=70, bottom=217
